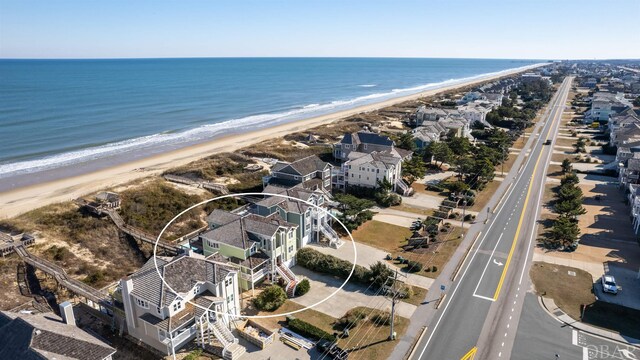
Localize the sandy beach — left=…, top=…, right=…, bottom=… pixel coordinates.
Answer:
left=0, top=63, right=545, bottom=219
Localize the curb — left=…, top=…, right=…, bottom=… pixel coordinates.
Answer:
left=537, top=296, right=640, bottom=347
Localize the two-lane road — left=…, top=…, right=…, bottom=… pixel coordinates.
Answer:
left=412, top=77, right=573, bottom=360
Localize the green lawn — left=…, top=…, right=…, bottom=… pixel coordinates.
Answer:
left=351, top=220, right=413, bottom=253
left=530, top=261, right=640, bottom=339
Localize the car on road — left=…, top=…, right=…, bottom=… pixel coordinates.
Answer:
left=601, top=275, right=618, bottom=294
left=544, top=139, right=551, bottom=145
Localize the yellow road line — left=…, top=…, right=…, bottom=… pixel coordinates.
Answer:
left=492, top=81, right=567, bottom=300
left=460, top=346, right=478, bottom=360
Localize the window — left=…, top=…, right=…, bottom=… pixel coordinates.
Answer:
left=228, top=294, right=234, bottom=302
left=288, top=245, right=294, bottom=253
left=156, top=306, right=162, bottom=314
left=208, top=241, right=219, bottom=249
left=225, top=278, right=233, bottom=287
left=193, top=285, right=200, bottom=295
left=173, top=301, right=181, bottom=312
left=135, top=298, right=149, bottom=309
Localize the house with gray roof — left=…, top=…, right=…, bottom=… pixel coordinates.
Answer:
left=200, top=209, right=299, bottom=296
left=263, top=155, right=333, bottom=192
left=619, top=152, right=640, bottom=190
left=333, top=131, right=396, bottom=161
left=253, top=184, right=341, bottom=249
left=333, top=131, right=413, bottom=195
left=118, top=254, right=243, bottom=359
left=0, top=302, right=115, bottom=360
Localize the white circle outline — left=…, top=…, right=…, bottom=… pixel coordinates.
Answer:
left=153, top=192, right=358, bottom=319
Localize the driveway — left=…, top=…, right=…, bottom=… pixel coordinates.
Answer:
left=289, top=265, right=417, bottom=319
left=308, top=242, right=435, bottom=290
left=402, top=192, right=443, bottom=210
left=594, top=263, right=640, bottom=311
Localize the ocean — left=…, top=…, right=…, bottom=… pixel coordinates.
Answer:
left=0, top=58, right=541, bottom=188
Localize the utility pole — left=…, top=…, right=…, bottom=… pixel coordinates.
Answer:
left=501, top=145, right=507, bottom=176
left=386, top=269, right=406, bottom=341
left=461, top=199, right=467, bottom=228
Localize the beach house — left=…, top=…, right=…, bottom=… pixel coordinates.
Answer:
left=262, top=155, right=333, bottom=192
left=254, top=184, right=341, bottom=249
left=118, top=254, right=244, bottom=359
left=200, top=209, right=300, bottom=296
left=332, top=131, right=413, bottom=195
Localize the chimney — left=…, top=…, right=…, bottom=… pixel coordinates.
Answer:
left=59, top=301, right=75, bottom=326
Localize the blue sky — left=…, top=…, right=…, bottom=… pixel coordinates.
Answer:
left=1, top=0, right=638, bottom=59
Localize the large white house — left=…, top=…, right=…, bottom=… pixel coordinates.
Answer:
left=332, top=131, right=413, bottom=195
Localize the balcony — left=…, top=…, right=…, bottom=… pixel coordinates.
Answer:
left=240, top=267, right=268, bottom=283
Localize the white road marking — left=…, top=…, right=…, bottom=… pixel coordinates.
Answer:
left=473, top=231, right=505, bottom=298
left=472, top=294, right=496, bottom=302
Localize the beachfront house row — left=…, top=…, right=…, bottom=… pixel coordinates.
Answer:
left=411, top=105, right=488, bottom=133
left=118, top=255, right=244, bottom=359
left=412, top=122, right=446, bottom=149
left=332, top=131, right=413, bottom=195
left=200, top=210, right=301, bottom=296
left=262, top=155, right=333, bottom=193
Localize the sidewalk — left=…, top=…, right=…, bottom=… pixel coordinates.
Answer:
left=538, top=296, right=640, bottom=346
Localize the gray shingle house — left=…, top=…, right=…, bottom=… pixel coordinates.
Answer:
left=333, top=131, right=395, bottom=161
left=119, top=254, right=244, bottom=359
left=200, top=209, right=299, bottom=296
left=0, top=303, right=116, bottom=360
left=263, top=155, right=333, bottom=192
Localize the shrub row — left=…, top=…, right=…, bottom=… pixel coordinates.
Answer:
left=296, top=248, right=370, bottom=285
left=287, top=318, right=336, bottom=342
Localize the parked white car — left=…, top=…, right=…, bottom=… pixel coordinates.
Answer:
left=601, top=275, right=618, bottom=295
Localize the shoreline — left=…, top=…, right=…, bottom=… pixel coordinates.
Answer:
left=0, top=63, right=545, bottom=219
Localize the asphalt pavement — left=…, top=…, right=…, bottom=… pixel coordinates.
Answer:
left=408, top=77, right=574, bottom=360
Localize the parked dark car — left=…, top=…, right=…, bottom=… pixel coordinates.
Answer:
left=317, top=340, right=348, bottom=359
left=544, top=140, right=551, bottom=145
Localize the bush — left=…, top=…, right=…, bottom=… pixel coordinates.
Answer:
left=254, top=285, right=286, bottom=311
left=297, top=248, right=370, bottom=285
left=288, top=318, right=336, bottom=342
left=184, top=349, right=203, bottom=360
left=401, top=285, right=414, bottom=299
left=405, top=260, right=423, bottom=273
left=336, top=308, right=367, bottom=330
left=371, top=311, right=393, bottom=326
left=431, top=266, right=438, bottom=272
left=295, top=279, right=310, bottom=297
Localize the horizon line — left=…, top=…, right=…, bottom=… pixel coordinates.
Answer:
left=1, top=55, right=636, bottom=61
